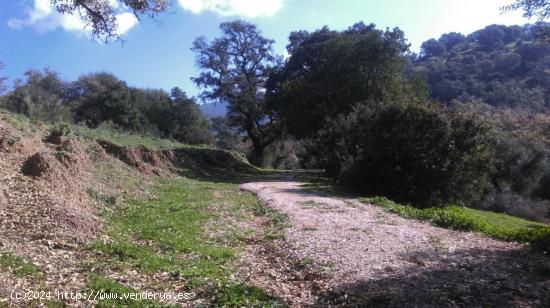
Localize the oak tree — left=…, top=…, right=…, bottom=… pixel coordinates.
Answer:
left=192, top=20, right=281, bottom=165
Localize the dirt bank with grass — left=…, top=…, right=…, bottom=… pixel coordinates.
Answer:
left=0, top=110, right=283, bottom=306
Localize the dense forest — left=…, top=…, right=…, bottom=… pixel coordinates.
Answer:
left=1, top=22, right=549, bottom=222
left=413, top=24, right=549, bottom=109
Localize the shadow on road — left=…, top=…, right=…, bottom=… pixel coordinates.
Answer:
left=313, top=246, right=550, bottom=307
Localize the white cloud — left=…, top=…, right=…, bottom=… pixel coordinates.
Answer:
left=178, top=0, right=285, bottom=17
left=7, top=0, right=139, bottom=37
left=115, top=12, right=139, bottom=35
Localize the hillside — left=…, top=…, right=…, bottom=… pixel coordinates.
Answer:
left=413, top=23, right=550, bottom=110
left=0, top=109, right=288, bottom=306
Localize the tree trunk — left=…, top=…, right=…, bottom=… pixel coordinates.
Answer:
left=249, top=144, right=267, bottom=168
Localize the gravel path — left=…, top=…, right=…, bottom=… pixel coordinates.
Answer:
left=241, top=181, right=550, bottom=307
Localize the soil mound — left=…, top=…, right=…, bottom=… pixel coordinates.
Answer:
left=97, top=140, right=174, bottom=174
left=97, top=139, right=257, bottom=177
left=21, top=138, right=89, bottom=179
left=21, top=151, right=54, bottom=177
left=176, top=148, right=258, bottom=174
left=0, top=126, right=35, bottom=155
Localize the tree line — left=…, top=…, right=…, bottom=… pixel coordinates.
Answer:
left=0, top=69, right=213, bottom=145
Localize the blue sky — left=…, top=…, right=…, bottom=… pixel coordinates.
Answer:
left=0, top=0, right=530, bottom=97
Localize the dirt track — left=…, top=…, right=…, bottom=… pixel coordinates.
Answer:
left=241, top=181, right=550, bottom=306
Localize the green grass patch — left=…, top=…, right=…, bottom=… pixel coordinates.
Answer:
left=216, top=284, right=283, bottom=307
left=0, top=252, right=42, bottom=278
left=251, top=200, right=289, bottom=241
left=95, top=178, right=239, bottom=280
left=87, top=188, right=117, bottom=208
left=93, top=177, right=282, bottom=306
left=0, top=108, right=33, bottom=130
left=361, top=196, right=550, bottom=252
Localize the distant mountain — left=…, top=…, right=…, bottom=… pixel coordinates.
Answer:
left=413, top=23, right=550, bottom=111
left=199, top=102, right=227, bottom=118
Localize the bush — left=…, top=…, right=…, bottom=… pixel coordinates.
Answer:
left=3, top=70, right=214, bottom=146
left=44, top=122, right=72, bottom=144
left=4, top=69, right=71, bottom=122
left=339, top=104, right=494, bottom=207
left=262, top=138, right=304, bottom=170
left=49, top=122, right=71, bottom=137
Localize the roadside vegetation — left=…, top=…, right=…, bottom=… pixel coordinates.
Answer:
left=69, top=123, right=199, bottom=150
left=0, top=252, right=42, bottom=278
left=361, top=197, right=550, bottom=252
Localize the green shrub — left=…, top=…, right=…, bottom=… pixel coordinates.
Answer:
left=424, top=207, right=477, bottom=230
left=50, top=122, right=71, bottom=136
left=339, top=104, right=494, bottom=207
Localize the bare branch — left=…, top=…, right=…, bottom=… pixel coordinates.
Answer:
left=50, top=0, right=171, bottom=42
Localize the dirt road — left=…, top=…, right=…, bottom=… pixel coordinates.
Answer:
left=241, top=181, right=550, bottom=306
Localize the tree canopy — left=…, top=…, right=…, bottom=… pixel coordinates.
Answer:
left=192, top=20, right=282, bottom=165
left=4, top=68, right=69, bottom=122
left=268, top=22, right=411, bottom=138
left=413, top=24, right=550, bottom=110
left=505, top=0, right=550, bottom=21
left=2, top=70, right=213, bottom=145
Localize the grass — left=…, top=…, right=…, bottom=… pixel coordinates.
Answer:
left=87, top=188, right=117, bottom=209
left=0, top=108, right=32, bottom=129
left=0, top=252, right=42, bottom=278
left=93, top=177, right=283, bottom=306
left=94, top=178, right=239, bottom=280
left=251, top=200, right=290, bottom=241
left=217, top=284, right=282, bottom=307
left=361, top=196, right=550, bottom=252
left=70, top=124, right=201, bottom=150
